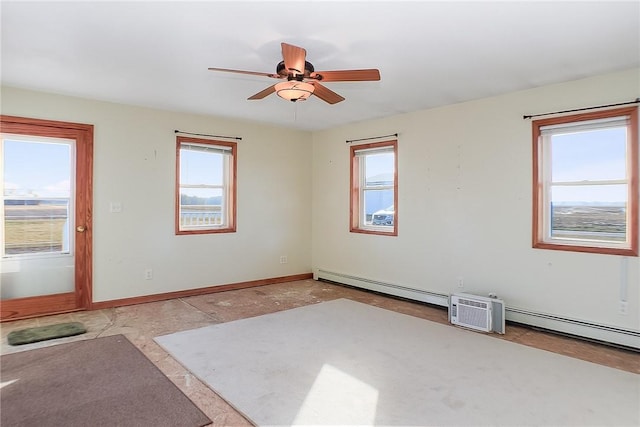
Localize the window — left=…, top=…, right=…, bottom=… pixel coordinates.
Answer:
left=176, top=136, right=236, bottom=234
left=2, top=134, right=74, bottom=256
left=350, top=140, right=397, bottom=235
left=532, top=107, right=638, bottom=256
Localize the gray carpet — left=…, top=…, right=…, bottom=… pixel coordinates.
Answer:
left=1, top=334, right=211, bottom=427
left=156, top=298, right=639, bottom=426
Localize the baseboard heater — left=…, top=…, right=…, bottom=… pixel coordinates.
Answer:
left=314, top=268, right=640, bottom=350
left=314, top=269, right=449, bottom=307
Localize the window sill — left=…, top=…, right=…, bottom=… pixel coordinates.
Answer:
left=350, top=227, right=397, bottom=237
left=176, top=227, right=236, bottom=235
left=533, top=241, right=638, bottom=257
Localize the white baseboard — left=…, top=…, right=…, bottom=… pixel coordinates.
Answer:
left=314, top=268, right=640, bottom=350
left=506, top=307, right=640, bottom=350
left=314, top=269, right=449, bottom=307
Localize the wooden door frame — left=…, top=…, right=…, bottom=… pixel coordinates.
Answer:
left=0, top=115, right=93, bottom=321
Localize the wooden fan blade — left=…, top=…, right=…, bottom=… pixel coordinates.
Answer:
left=311, top=69, right=381, bottom=82
left=248, top=84, right=276, bottom=100
left=311, top=82, right=345, bottom=104
left=281, top=43, right=306, bottom=76
left=208, top=67, right=280, bottom=79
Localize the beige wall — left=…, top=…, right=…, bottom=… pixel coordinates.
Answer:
left=1, top=87, right=313, bottom=301
left=2, top=68, right=639, bottom=334
left=311, top=68, right=640, bottom=331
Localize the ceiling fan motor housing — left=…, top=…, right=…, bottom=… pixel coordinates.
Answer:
left=277, top=60, right=315, bottom=80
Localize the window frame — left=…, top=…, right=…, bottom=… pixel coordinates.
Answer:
left=175, top=136, right=237, bottom=235
left=532, top=106, right=638, bottom=256
left=350, top=140, right=398, bottom=236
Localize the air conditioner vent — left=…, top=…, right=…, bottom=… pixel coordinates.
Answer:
left=449, top=293, right=505, bottom=334
left=458, top=298, right=488, bottom=309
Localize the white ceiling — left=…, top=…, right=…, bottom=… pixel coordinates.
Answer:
left=2, top=1, right=639, bottom=131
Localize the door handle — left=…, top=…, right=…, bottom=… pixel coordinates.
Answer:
left=76, top=225, right=86, bottom=233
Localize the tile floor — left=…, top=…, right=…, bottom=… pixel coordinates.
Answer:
left=1, top=279, right=639, bottom=426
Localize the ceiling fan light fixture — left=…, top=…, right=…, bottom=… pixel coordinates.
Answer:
left=275, top=81, right=314, bottom=102
left=210, top=42, right=379, bottom=104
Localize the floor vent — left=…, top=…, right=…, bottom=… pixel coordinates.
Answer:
left=450, top=293, right=505, bottom=334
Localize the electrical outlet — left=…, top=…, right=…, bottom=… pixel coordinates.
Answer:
left=279, top=256, right=288, bottom=264
left=620, top=301, right=628, bottom=314
left=457, top=277, right=464, bottom=288
left=144, top=268, right=153, bottom=280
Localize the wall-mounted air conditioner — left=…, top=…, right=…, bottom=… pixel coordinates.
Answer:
left=449, top=293, right=505, bottom=334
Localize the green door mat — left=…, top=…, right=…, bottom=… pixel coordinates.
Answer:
left=7, top=322, right=87, bottom=346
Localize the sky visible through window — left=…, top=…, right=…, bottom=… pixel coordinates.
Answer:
left=3, top=139, right=71, bottom=199
left=179, top=149, right=223, bottom=199
left=550, top=127, right=627, bottom=204
left=365, top=152, right=394, bottom=180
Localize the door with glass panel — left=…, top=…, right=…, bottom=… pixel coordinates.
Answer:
left=1, top=116, right=93, bottom=320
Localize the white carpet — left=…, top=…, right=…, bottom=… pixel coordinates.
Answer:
left=155, top=299, right=639, bottom=426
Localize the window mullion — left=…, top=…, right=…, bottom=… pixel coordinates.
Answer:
left=363, top=184, right=394, bottom=191
left=551, top=179, right=627, bottom=186
left=181, top=184, right=224, bottom=189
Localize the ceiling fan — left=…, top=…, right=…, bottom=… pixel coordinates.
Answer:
left=208, top=42, right=380, bottom=104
